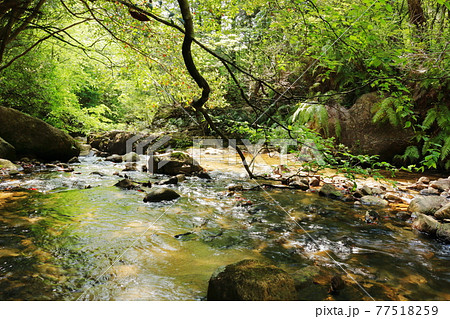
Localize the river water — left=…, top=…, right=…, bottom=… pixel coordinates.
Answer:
left=0, top=153, right=449, bottom=300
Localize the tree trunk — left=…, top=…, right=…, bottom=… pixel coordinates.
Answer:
left=176, top=0, right=255, bottom=178
left=407, top=0, right=426, bottom=29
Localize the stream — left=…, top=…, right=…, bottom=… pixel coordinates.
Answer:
left=0, top=152, right=449, bottom=301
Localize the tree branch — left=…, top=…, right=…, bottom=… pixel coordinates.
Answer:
left=0, top=19, right=90, bottom=72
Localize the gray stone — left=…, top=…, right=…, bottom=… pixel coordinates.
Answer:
left=290, top=181, right=310, bottom=191
left=157, top=176, right=179, bottom=185
left=122, top=152, right=140, bottom=162
left=383, top=193, right=403, bottom=202
left=407, top=183, right=428, bottom=191
left=412, top=213, right=440, bottom=235
left=419, top=188, right=440, bottom=196
left=143, top=188, right=180, bottom=202
left=408, top=196, right=448, bottom=215
left=287, top=176, right=310, bottom=190
left=360, top=196, right=388, bottom=207
left=106, top=154, right=123, bottom=163
left=361, top=185, right=384, bottom=196
left=149, top=153, right=204, bottom=176
left=207, top=259, right=297, bottom=301
left=88, top=131, right=148, bottom=155
left=412, top=213, right=450, bottom=243
left=309, top=176, right=321, bottom=187
left=434, top=202, right=450, bottom=220
left=326, top=92, right=414, bottom=162
left=114, top=179, right=139, bottom=190
left=430, top=179, right=450, bottom=192
left=319, top=184, right=343, bottom=199
left=436, top=223, right=450, bottom=243
left=418, top=176, right=430, bottom=184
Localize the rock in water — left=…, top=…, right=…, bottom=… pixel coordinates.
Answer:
left=106, top=154, right=123, bottom=163
left=207, top=259, right=297, bottom=301
left=360, top=196, right=389, bottom=207
left=0, top=106, right=80, bottom=161
left=412, top=213, right=450, bottom=242
left=148, top=152, right=204, bottom=176
left=123, top=163, right=137, bottom=171
left=68, top=156, right=80, bottom=164
left=434, top=202, right=450, bottom=220
left=412, top=213, right=440, bottom=235
left=329, top=274, right=345, bottom=295
left=157, top=176, right=178, bottom=185
left=408, top=196, right=448, bottom=215
left=436, top=223, right=450, bottom=243
left=430, top=179, right=450, bottom=192
left=114, top=179, right=138, bottom=190
left=0, top=159, right=17, bottom=170
left=319, top=184, right=343, bottom=199
left=122, top=152, right=140, bottom=162
left=0, top=137, right=16, bottom=160
left=143, top=188, right=180, bottom=202
left=365, top=210, right=380, bottom=223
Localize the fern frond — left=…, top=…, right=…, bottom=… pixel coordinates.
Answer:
left=436, top=106, right=450, bottom=130
left=404, top=146, right=420, bottom=161
left=334, top=119, right=342, bottom=138
left=422, top=108, right=437, bottom=129
left=386, top=107, right=399, bottom=126
left=441, top=136, right=450, bottom=160
left=372, top=96, right=402, bottom=126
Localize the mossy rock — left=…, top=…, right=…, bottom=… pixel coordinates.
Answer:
left=0, top=106, right=79, bottom=161
left=319, top=184, right=343, bottom=199
left=207, top=259, right=297, bottom=301
left=0, top=137, right=16, bottom=160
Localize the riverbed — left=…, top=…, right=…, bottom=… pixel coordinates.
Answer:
left=0, top=152, right=449, bottom=300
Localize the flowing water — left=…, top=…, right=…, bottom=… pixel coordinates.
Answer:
left=0, top=154, right=449, bottom=301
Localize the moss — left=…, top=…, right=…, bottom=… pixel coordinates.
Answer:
left=207, top=259, right=297, bottom=301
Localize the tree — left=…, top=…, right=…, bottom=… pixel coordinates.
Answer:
left=407, top=0, right=426, bottom=29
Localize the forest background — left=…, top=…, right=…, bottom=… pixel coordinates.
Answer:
left=0, top=0, right=449, bottom=172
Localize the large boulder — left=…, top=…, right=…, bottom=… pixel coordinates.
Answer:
left=0, top=137, right=16, bottom=160
left=327, top=93, right=414, bottom=161
left=149, top=152, right=204, bottom=176
left=207, top=259, right=297, bottom=301
left=412, top=213, right=450, bottom=243
left=434, top=202, right=450, bottom=220
left=412, top=213, right=440, bottom=235
left=88, top=131, right=157, bottom=155
left=407, top=196, right=448, bottom=215
left=436, top=224, right=450, bottom=243
left=0, top=106, right=79, bottom=161
left=429, top=178, right=450, bottom=192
